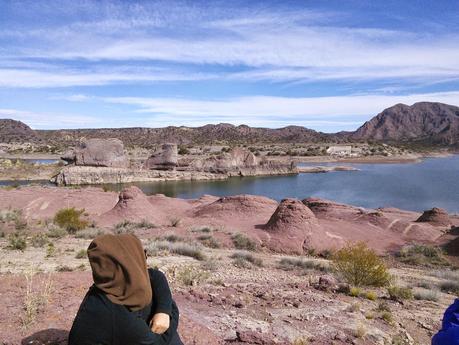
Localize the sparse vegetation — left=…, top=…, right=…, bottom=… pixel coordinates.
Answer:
left=231, top=233, right=257, bottom=251
left=439, top=280, right=459, bottom=295
left=175, top=265, right=210, bottom=286
left=21, top=272, right=53, bottom=329
left=74, top=228, right=105, bottom=239
left=7, top=232, right=27, bottom=250
left=349, top=287, right=361, bottom=297
left=45, top=243, right=57, bottom=258
left=231, top=252, right=263, bottom=267
left=291, top=336, right=310, bottom=345
left=47, top=225, right=67, bottom=239
left=413, top=288, right=440, bottom=302
left=146, top=240, right=205, bottom=261
left=75, top=249, right=87, bottom=259
left=277, top=257, right=329, bottom=272
left=396, top=244, right=449, bottom=267
left=381, top=311, right=394, bottom=325
left=56, top=265, right=73, bottom=272
left=353, top=323, right=367, bottom=339
left=30, top=233, right=49, bottom=248
left=332, top=242, right=391, bottom=287
left=54, top=208, right=88, bottom=234
left=387, top=286, right=413, bottom=301
left=198, top=235, right=221, bottom=249
left=365, top=291, right=378, bottom=301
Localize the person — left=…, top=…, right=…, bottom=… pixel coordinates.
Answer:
left=432, top=298, right=459, bottom=345
left=69, top=233, right=184, bottom=345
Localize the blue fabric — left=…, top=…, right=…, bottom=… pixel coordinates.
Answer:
left=432, top=299, right=459, bottom=345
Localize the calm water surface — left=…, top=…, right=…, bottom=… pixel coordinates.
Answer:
left=100, top=155, right=459, bottom=213
left=1, top=155, right=458, bottom=213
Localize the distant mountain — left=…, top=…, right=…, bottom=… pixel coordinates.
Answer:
left=1, top=102, right=459, bottom=147
left=352, top=102, right=459, bottom=146
left=38, top=123, right=335, bottom=147
left=0, top=119, right=38, bottom=143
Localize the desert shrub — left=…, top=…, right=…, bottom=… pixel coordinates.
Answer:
left=198, top=235, right=221, bottom=249
left=353, top=323, right=367, bottom=339
left=30, top=233, right=48, bottom=248
left=163, top=235, right=184, bottom=243
left=231, top=252, right=263, bottom=267
left=47, top=225, right=67, bottom=238
left=365, top=291, right=378, bottom=301
left=332, top=242, right=391, bottom=287
left=170, top=217, right=181, bottom=227
left=45, top=243, right=56, bottom=258
left=387, top=286, right=413, bottom=301
left=21, top=272, right=52, bottom=328
left=8, top=232, right=27, bottom=250
left=54, top=208, right=88, bottom=234
left=349, top=287, right=361, bottom=297
left=231, top=233, right=256, bottom=251
left=397, top=244, right=449, bottom=267
left=146, top=241, right=205, bottom=261
left=55, top=265, right=73, bottom=272
left=74, top=228, right=105, bottom=239
left=14, top=215, right=28, bottom=231
left=0, top=208, right=23, bottom=223
left=381, top=311, right=394, bottom=325
left=173, top=243, right=206, bottom=261
left=277, top=257, right=329, bottom=272
left=75, top=249, right=87, bottom=259
left=347, top=302, right=360, bottom=312
left=413, top=288, right=440, bottom=302
left=377, top=301, right=391, bottom=312
left=136, top=219, right=156, bottom=229
left=190, top=225, right=215, bottom=233
left=201, top=258, right=218, bottom=271
left=175, top=265, right=210, bottom=286
left=439, top=280, right=459, bottom=295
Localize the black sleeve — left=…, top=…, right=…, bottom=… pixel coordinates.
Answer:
left=148, top=268, right=173, bottom=316
left=115, top=303, right=179, bottom=345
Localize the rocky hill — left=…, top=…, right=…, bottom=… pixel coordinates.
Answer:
left=37, top=123, right=334, bottom=147
left=352, top=102, right=459, bottom=146
left=2, top=102, right=459, bottom=147
left=0, top=119, right=38, bottom=143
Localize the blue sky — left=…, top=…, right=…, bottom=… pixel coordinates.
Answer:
left=0, top=0, right=459, bottom=132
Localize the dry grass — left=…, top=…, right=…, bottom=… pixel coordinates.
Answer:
left=21, top=271, right=53, bottom=329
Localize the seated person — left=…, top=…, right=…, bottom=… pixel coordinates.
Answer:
left=432, top=298, right=459, bottom=345
left=69, top=233, right=183, bottom=345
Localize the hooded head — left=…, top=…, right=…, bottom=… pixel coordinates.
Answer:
left=87, top=233, right=152, bottom=311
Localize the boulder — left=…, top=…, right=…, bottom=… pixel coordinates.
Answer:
left=61, top=138, right=128, bottom=168
left=144, top=143, right=178, bottom=170
left=263, top=198, right=323, bottom=254
left=315, top=274, right=338, bottom=292
left=416, top=207, right=451, bottom=227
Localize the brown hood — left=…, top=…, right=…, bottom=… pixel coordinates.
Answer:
left=87, top=233, right=152, bottom=311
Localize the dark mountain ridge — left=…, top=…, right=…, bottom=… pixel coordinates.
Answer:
left=1, top=102, right=458, bottom=147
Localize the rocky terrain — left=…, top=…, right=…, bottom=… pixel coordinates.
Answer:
left=352, top=102, right=459, bottom=146
left=0, top=186, right=458, bottom=344
left=1, top=102, right=459, bottom=149
left=52, top=140, right=298, bottom=185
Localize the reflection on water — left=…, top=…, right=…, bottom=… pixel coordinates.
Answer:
left=1, top=155, right=459, bottom=213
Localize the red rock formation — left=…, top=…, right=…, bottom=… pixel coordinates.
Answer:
left=416, top=207, right=451, bottom=227
left=263, top=198, right=343, bottom=254
left=144, top=143, right=178, bottom=170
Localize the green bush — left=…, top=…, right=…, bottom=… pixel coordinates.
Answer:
left=332, top=242, right=391, bottom=287
left=54, top=208, right=88, bottom=234
left=365, top=291, right=378, bottom=301
left=397, top=244, right=449, bottom=267
left=387, top=286, right=413, bottom=301
left=349, top=287, right=361, bottom=297
left=8, top=233, right=27, bottom=250
left=231, top=233, right=256, bottom=251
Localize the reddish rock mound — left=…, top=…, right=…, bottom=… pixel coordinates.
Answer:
left=416, top=207, right=451, bottom=227
left=263, top=199, right=343, bottom=254
left=99, top=186, right=160, bottom=225
left=193, top=195, right=278, bottom=218
left=303, top=197, right=363, bottom=220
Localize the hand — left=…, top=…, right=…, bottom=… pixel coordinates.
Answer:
left=150, top=313, right=170, bottom=334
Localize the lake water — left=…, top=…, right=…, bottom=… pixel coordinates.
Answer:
left=1, top=155, right=458, bottom=213
left=97, top=155, right=459, bottom=213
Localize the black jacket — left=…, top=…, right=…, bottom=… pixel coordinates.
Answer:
left=69, top=269, right=179, bottom=345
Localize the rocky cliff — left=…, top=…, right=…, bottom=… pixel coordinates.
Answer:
left=352, top=102, right=459, bottom=146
